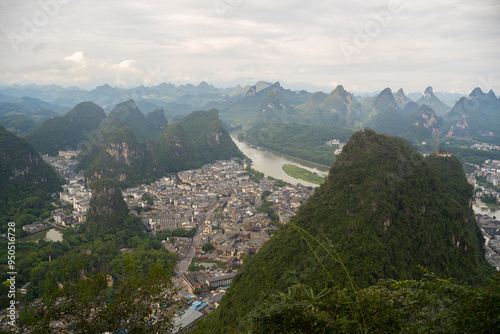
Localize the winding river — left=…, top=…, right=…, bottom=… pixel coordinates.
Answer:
left=230, top=133, right=330, bottom=188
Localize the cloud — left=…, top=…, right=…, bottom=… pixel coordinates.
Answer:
left=0, top=0, right=498, bottom=93
left=65, top=51, right=86, bottom=67
left=111, top=59, right=146, bottom=86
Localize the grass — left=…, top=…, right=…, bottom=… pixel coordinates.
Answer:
left=191, top=258, right=227, bottom=269
left=282, top=164, right=326, bottom=185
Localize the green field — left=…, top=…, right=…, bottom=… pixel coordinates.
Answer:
left=282, top=164, right=326, bottom=185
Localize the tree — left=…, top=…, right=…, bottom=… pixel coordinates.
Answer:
left=203, top=242, right=214, bottom=252
left=142, top=193, right=155, bottom=206
left=261, top=190, right=272, bottom=200
left=482, top=193, right=498, bottom=205
left=27, top=256, right=179, bottom=333
left=244, top=273, right=500, bottom=334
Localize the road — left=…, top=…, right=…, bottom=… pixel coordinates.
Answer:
left=174, top=198, right=226, bottom=293
left=45, top=220, right=68, bottom=230
left=176, top=198, right=226, bottom=273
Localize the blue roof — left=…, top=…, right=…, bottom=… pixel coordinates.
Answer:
left=188, top=302, right=207, bottom=311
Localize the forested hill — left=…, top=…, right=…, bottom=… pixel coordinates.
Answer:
left=80, top=108, right=244, bottom=188
left=0, top=125, right=63, bottom=230
left=22, top=178, right=179, bottom=332
left=25, top=101, right=106, bottom=156
left=108, top=100, right=167, bottom=142
left=198, top=129, right=493, bottom=333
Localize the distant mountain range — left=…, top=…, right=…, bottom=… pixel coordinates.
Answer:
left=2, top=81, right=499, bottom=167
left=443, top=88, right=500, bottom=139
left=0, top=96, right=68, bottom=136
left=416, top=86, right=451, bottom=116
left=0, top=82, right=234, bottom=113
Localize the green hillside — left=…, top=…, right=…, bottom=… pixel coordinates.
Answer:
left=145, top=108, right=168, bottom=134
left=81, top=109, right=244, bottom=187
left=0, top=125, right=63, bottom=231
left=244, top=122, right=353, bottom=166
left=25, top=102, right=106, bottom=156
left=84, top=127, right=161, bottom=188
left=199, top=129, right=493, bottom=332
left=108, top=100, right=162, bottom=142
left=0, top=97, right=65, bottom=135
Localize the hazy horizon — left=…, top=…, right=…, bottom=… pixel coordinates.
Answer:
left=0, top=80, right=483, bottom=99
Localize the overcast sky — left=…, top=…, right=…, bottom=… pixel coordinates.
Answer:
left=0, top=0, right=499, bottom=94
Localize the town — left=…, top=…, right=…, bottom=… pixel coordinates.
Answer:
left=465, top=158, right=500, bottom=270
left=40, top=151, right=314, bottom=331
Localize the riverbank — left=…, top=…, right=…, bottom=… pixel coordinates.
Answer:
left=474, top=199, right=500, bottom=210
left=230, top=133, right=325, bottom=188
left=231, top=131, right=330, bottom=171
left=244, top=142, right=331, bottom=171
left=282, top=164, right=326, bottom=185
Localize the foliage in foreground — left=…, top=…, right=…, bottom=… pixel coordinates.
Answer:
left=13, top=179, right=181, bottom=332
left=196, top=270, right=500, bottom=333
left=25, top=256, right=179, bottom=334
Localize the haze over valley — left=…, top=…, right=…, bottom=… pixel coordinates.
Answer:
left=1, top=0, right=499, bottom=332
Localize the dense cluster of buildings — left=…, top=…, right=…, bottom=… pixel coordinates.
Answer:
left=476, top=214, right=500, bottom=270
left=466, top=159, right=500, bottom=270
left=124, top=160, right=313, bottom=259
left=46, top=153, right=313, bottom=262
left=325, top=139, right=346, bottom=155
left=470, top=143, right=500, bottom=151
left=42, top=151, right=80, bottom=181
left=38, top=152, right=89, bottom=230
left=467, top=159, right=500, bottom=201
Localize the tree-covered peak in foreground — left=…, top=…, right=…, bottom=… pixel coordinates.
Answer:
left=21, top=179, right=180, bottom=333
left=0, top=125, right=63, bottom=230
left=196, top=128, right=496, bottom=333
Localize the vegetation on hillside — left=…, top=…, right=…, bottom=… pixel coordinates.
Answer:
left=25, top=102, right=106, bottom=156
left=11, top=179, right=179, bottom=332
left=242, top=271, right=500, bottom=334
left=79, top=109, right=244, bottom=188
left=244, top=122, right=353, bottom=166
left=0, top=125, right=63, bottom=233
left=196, top=129, right=494, bottom=333
left=108, top=100, right=168, bottom=142
left=0, top=97, right=65, bottom=136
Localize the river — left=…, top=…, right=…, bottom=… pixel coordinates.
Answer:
left=230, top=133, right=330, bottom=188
left=21, top=228, right=63, bottom=242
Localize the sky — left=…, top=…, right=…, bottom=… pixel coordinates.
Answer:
left=0, top=0, right=499, bottom=94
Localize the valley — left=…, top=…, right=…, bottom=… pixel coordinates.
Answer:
left=0, top=81, right=499, bottom=333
